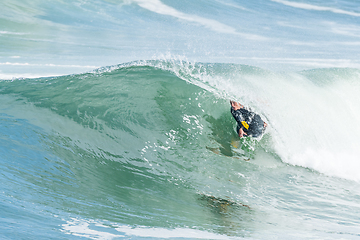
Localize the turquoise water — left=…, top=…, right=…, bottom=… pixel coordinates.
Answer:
left=1, top=1, right=360, bottom=239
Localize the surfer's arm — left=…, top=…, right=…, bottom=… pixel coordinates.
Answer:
left=238, top=127, right=247, bottom=138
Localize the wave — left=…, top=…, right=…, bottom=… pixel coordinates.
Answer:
left=1, top=60, right=360, bottom=183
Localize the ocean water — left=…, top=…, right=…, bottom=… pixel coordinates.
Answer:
left=1, top=1, right=360, bottom=239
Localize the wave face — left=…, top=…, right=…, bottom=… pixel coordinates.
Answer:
left=1, top=61, right=360, bottom=239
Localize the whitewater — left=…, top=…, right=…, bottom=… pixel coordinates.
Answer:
left=1, top=0, right=360, bottom=239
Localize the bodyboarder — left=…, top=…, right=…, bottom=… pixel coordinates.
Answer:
left=230, top=100, right=267, bottom=138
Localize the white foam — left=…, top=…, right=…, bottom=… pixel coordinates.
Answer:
left=62, top=219, right=119, bottom=239
left=0, top=73, right=50, bottom=80
left=271, top=0, right=360, bottom=17
left=325, top=22, right=360, bottom=38
left=0, top=62, right=99, bottom=79
left=62, top=218, right=236, bottom=239
left=134, top=0, right=235, bottom=34
left=115, top=225, right=232, bottom=239
left=0, top=62, right=98, bottom=68
left=133, top=0, right=266, bottom=40
left=260, top=70, right=360, bottom=182
left=290, top=148, right=360, bottom=182
left=0, top=31, right=26, bottom=35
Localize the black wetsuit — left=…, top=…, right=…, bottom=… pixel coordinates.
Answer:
left=231, top=107, right=266, bottom=138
